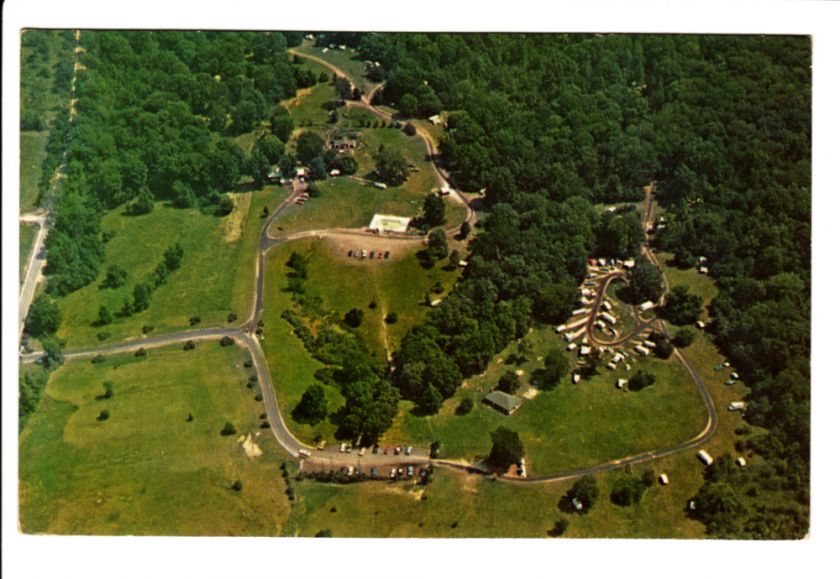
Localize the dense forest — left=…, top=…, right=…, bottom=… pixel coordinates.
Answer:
left=321, top=32, right=811, bottom=538
left=43, top=31, right=306, bottom=295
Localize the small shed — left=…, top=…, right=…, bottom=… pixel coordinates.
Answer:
left=643, top=339, right=656, bottom=349
left=728, top=401, right=746, bottom=411
left=616, top=378, right=628, bottom=389
left=428, top=114, right=442, bottom=125
left=736, top=456, right=747, bottom=468
left=623, top=259, right=636, bottom=268
left=483, top=391, right=524, bottom=415
left=458, top=260, right=469, bottom=268
left=659, top=473, right=670, bottom=485
left=639, top=301, right=655, bottom=312
left=567, top=342, right=578, bottom=352
left=611, top=353, right=625, bottom=364
left=730, top=372, right=740, bottom=380
left=699, top=266, right=709, bottom=275
left=600, top=312, right=617, bottom=325
left=602, top=301, right=613, bottom=312
left=606, top=362, right=617, bottom=371
left=579, top=345, right=592, bottom=356
left=555, top=325, right=567, bottom=334
left=571, top=372, right=581, bottom=384
left=697, top=450, right=714, bottom=466
left=696, top=321, right=706, bottom=329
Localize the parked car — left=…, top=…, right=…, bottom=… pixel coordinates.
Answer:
left=405, top=446, right=413, bottom=456
left=397, top=467, right=403, bottom=476
left=358, top=447, right=366, bottom=456
left=407, top=466, right=414, bottom=477
left=339, top=442, right=347, bottom=453
left=725, top=379, right=736, bottom=385
left=298, top=449, right=312, bottom=458
left=394, top=446, right=402, bottom=455
left=389, top=468, right=396, bottom=479
left=371, top=467, right=378, bottom=477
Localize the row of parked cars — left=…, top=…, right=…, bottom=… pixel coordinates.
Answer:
left=347, top=249, right=391, bottom=260
left=341, top=465, right=427, bottom=479
left=337, top=442, right=414, bottom=456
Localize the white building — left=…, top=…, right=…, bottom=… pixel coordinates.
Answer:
left=639, top=301, right=655, bottom=312
left=697, top=450, right=714, bottom=466
left=616, top=378, right=628, bottom=389
left=634, top=345, right=651, bottom=357
left=600, top=312, right=617, bottom=325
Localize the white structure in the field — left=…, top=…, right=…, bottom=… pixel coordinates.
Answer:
left=639, top=301, right=655, bottom=312
left=602, top=301, right=613, bottom=312
left=659, top=473, right=670, bottom=485
left=696, top=321, right=706, bottom=329
left=643, top=340, right=657, bottom=349
left=579, top=345, right=592, bottom=356
left=368, top=214, right=411, bottom=233
left=697, top=450, right=714, bottom=466
left=634, top=345, right=651, bottom=356
left=571, top=372, right=581, bottom=384
left=736, top=457, right=747, bottom=467
left=606, top=362, right=616, bottom=371
left=567, top=342, right=578, bottom=351
left=611, top=353, right=625, bottom=364
left=600, top=312, right=617, bottom=325
left=623, top=259, right=636, bottom=268
left=728, top=401, right=746, bottom=411
left=616, top=378, right=628, bottom=389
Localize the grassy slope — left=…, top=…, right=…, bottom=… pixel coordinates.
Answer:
left=20, top=131, right=49, bottom=211
left=20, top=223, right=38, bottom=282
left=54, top=186, right=284, bottom=348
left=260, top=237, right=460, bottom=445
left=383, top=325, right=709, bottom=476
left=297, top=43, right=370, bottom=95
left=288, top=465, right=706, bottom=538
left=19, top=342, right=291, bottom=535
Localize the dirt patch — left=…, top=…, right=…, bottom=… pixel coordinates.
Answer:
left=242, top=433, right=263, bottom=458
left=221, top=193, right=251, bottom=243
left=283, top=87, right=314, bottom=109
left=522, top=387, right=539, bottom=400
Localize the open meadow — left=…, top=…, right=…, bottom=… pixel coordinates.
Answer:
left=19, top=342, right=291, bottom=535
left=382, top=325, right=709, bottom=476
left=53, top=186, right=285, bottom=348
left=19, top=131, right=49, bottom=211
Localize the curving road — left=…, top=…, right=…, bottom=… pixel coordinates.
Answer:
left=21, top=53, right=717, bottom=483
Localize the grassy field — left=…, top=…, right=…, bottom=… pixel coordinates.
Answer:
left=274, top=126, right=465, bottom=235
left=260, top=236, right=461, bottom=445
left=285, top=463, right=707, bottom=538
left=297, top=42, right=370, bottom=96
left=382, top=325, right=709, bottom=476
left=20, top=130, right=49, bottom=211
left=658, top=250, right=720, bottom=312
left=54, top=186, right=285, bottom=348
left=20, top=222, right=39, bottom=282
left=19, top=342, right=291, bottom=535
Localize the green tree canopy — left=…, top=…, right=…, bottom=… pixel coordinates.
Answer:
left=487, top=426, right=524, bottom=469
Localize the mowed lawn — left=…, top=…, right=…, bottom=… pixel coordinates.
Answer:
left=382, top=325, right=709, bottom=477
left=20, top=222, right=39, bottom=282
left=260, top=237, right=460, bottom=445
left=20, top=130, right=49, bottom=211
left=274, top=127, right=465, bottom=235
left=287, top=464, right=707, bottom=538
left=297, top=43, right=370, bottom=96
left=19, top=343, right=291, bottom=535
left=54, top=186, right=285, bottom=348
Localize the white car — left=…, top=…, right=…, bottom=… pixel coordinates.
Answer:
left=298, top=449, right=311, bottom=458
left=339, top=442, right=347, bottom=453
left=358, top=447, right=366, bottom=456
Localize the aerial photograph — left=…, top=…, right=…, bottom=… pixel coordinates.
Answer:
left=15, top=26, right=812, bottom=546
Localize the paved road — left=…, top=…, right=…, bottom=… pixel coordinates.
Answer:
left=18, top=213, right=48, bottom=337
left=19, top=31, right=82, bottom=339
left=21, top=55, right=717, bottom=483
